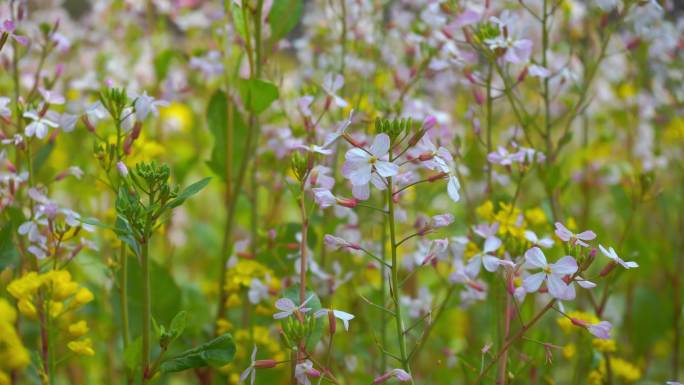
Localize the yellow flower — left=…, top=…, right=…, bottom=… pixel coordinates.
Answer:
left=476, top=200, right=494, bottom=221
left=524, top=207, right=547, bottom=226
left=592, top=338, right=616, bottom=353
left=588, top=370, right=603, bottom=385
left=0, top=299, right=30, bottom=374
left=216, top=318, right=233, bottom=335
left=494, top=203, right=526, bottom=238
left=45, top=270, right=78, bottom=301
left=74, top=287, right=94, bottom=305
left=610, top=357, right=641, bottom=382
left=562, top=343, right=576, bottom=359
left=48, top=301, right=64, bottom=318
left=68, top=321, right=90, bottom=338
left=7, top=272, right=43, bottom=300
left=67, top=338, right=95, bottom=356
left=17, top=299, right=37, bottom=319
left=159, top=102, right=193, bottom=132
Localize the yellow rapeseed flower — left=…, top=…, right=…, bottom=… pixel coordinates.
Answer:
left=67, top=338, right=95, bottom=356
left=68, top=320, right=90, bottom=338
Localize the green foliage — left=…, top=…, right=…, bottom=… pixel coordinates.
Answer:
left=236, top=78, right=279, bottom=114
left=206, top=90, right=249, bottom=180
left=160, top=334, right=236, bottom=373
left=268, top=0, right=304, bottom=44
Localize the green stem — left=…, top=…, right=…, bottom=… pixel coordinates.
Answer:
left=120, top=244, right=130, bottom=349
left=141, top=216, right=152, bottom=384
left=485, top=65, right=494, bottom=197
left=386, top=178, right=411, bottom=379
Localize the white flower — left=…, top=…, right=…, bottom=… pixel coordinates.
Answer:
left=0, top=97, right=11, bottom=117
left=410, top=136, right=452, bottom=173
left=431, top=213, right=454, bottom=228
left=342, top=133, right=398, bottom=186
left=554, top=222, right=596, bottom=247
left=294, top=360, right=319, bottom=385
left=524, top=230, right=554, bottom=248
left=314, top=308, right=355, bottom=331
left=528, top=64, right=550, bottom=78
left=239, top=345, right=257, bottom=385
left=466, top=236, right=509, bottom=276
left=248, top=278, right=269, bottom=304
left=273, top=295, right=314, bottom=319
left=23, top=111, right=58, bottom=139
left=523, top=247, right=578, bottom=300
left=312, top=188, right=337, bottom=208
left=134, top=91, right=168, bottom=120
left=485, top=35, right=533, bottom=64
left=39, top=88, right=65, bottom=105
left=599, top=244, right=638, bottom=269
left=447, top=175, right=461, bottom=202
left=322, top=73, right=347, bottom=108
left=322, top=109, right=354, bottom=149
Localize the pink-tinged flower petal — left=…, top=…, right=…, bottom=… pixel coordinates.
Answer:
left=482, top=255, right=501, bottom=272
left=483, top=236, right=501, bottom=254
left=623, top=261, right=639, bottom=268
left=465, top=255, right=482, bottom=278
left=351, top=183, right=370, bottom=200
left=550, top=256, right=578, bottom=275
left=576, top=230, right=596, bottom=241
left=524, top=247, right=547, bottom=268
left=447, top=175, right=461, bottom=202
left=523, top=272, right=545, bottom=293
left=370, top=133, right=390, bottom=157
left=345, top=148, right=369, bottom=162
left=547, top=274, right=574, bottom=300
left=275, top=298, right=295, bottom=312
left=431, top=213, right=454, bottom=228
left=13, top=35, right=29, bottom=46
left=587, top=321, right=612, bottom=339
left=374, top=160, right=399, bottom=177
left=554, top=222, right=573, bottom=241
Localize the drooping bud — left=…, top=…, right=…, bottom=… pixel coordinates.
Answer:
left=599, top=261, right=617, bottom=277
left=254, top=360, right=278, bottom=369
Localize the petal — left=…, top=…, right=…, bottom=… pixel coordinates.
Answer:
left=351, top=183, right=370, bottom=200
left=576, top=230, right=596, bottom=241
left=465, top=256, right=482, bottom=278
left=273, top=311, right=291, bottom=319
left=370, top=134, right=391, bottom=157
left=345, top=148, right=369, bottom=162
left=275, top=298, right=296, bottom=312
left=524, top=247, right=547, bottom=268
left=554, top=222, right=572, bottom=241
left=550, top=256, right=578, bottom=275
left=522, top=272, right=545, bottom=293
left=547, top=274, right=573, bottom=300
left=623, top=261, right=639, bottom=269
left=482, top=255, right=501, bottom=272
left=447, top=176, right=461, bottom=202
left=483, top=236, right=501, bottom=253
left=374, top=161, right=399, bottom=177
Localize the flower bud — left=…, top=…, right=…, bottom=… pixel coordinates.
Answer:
left=336, top=197, right=358, bottom=208
left=599, top=261, right=616, bottom=277
left=255, top=360, right=278, bottom=369
left=116, top=161, right=129, bottom=177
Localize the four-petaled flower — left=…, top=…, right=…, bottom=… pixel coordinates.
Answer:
left=23, top=111, right=59, bottom=139
left=273, top=295, right=314, bottom=319
left=523, top=247, right=578, bottom=300
left=554, top=222, right=596, bottom=247
left=599, top=244, right=638, bottom=269
left=314, top=308, right=355, bottom=331
left=239, top=345, right=258, bottom=385
left=342, top=134, right=398, bottom=198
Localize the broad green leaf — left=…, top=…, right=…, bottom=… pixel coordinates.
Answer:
left=167, top=177, right=211, bottom=208
left=231, top=3, right=247, bottom=39
left=236, top=78, right=279, bottom=114
left=33, top=141, right=54, bottom=174
left=0, top=221, right=19, bottom=269
left=268, top=0, right=304, bottom=43
left=160, top=334, right=236, bottom=373
left=154, top=49, right=177, bottom=81
left=206, top=90, right=249, bottom=181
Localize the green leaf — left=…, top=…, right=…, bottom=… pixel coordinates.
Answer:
left=33, top=141, right=54, bottom=174
left=268, top=0, right=304, bottom=43
left=206, top=90, right=249, bottom=181
left=169, top=310, right=187, bottom=339
left=160, top=334, right=236, bottom=373
left=124, top=337, right=142, bottom=372
left=0, top=221, right=19, bottom=269
left=236, top=79, right=279, bottom=114
left=167, top=177, right=211, bottom=209
left=231, top=3, right=247, bottom=39
left=154, top=49, right=178, bottom=81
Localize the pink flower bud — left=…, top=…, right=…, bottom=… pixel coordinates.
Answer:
left=254, top=359, right=278, bottom=369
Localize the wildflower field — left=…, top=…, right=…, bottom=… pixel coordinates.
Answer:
left=1, top=0, right=683, bottom=384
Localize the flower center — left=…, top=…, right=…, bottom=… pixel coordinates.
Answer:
left=543, top=265, right=552, bottom=274
left=368, top=156, right=378, bottom=164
